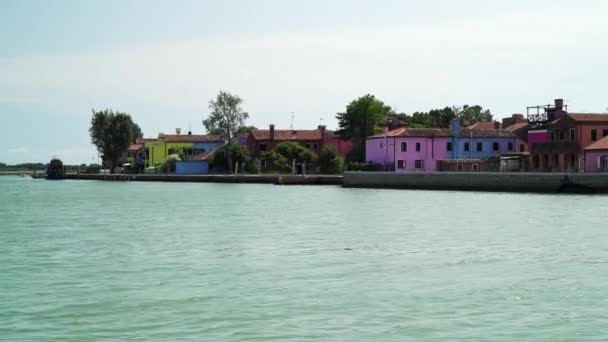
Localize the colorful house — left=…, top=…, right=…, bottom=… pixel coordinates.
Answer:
left=527, top=99, right=608, bottom=171
left=584, top=136, right=608, bottom=172
left=247, top=124, right=352, bottom=169
left=144, top=130, right=224, bottom=168
left=366, top=127, right=449, bottom=172
left=366, top=119, right=517, bottom=172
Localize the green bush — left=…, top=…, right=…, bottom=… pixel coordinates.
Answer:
left=346, top=162, right=383, bottom=171
left=319, top=145, right=345, bottom=174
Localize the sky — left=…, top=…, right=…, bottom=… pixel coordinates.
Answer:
left=1, top=0, right=608, bottom=164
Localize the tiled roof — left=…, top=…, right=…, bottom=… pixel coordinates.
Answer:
left=504, top=122, right=528, bottom=132
left=459, top=129, right=515, bottom=138
left=584, top=136, right=608, bottom=151
left=567, top=113, right=608, bottom=122
left=369, top=128, right=515, bottom=139
left=251, top=129, right=323, bottom=141
left=466, top=122, right=496, bottom=130
left=162, top=134, right=224, bottom=143
left=190, top=150, right=218, bottom=161
left=128, top=143, right=143, bottom=151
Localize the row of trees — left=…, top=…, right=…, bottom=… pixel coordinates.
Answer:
left=87, top=90, right=492, bottom=173
left=334, top=94, right=494, bottom=162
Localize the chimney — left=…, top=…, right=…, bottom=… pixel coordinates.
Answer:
left=318, top=125, right=327, bottom=141
left=512, top=113, right=525, bottom=124
left=452, top=119, right=460, bottom=137
left=554, top=98, right=564, bottom=111
left=494, top=121, right=501, bottom=130
left=269, top=124, right=275, bottom=140
left=175, top=128, right=182, bottom=135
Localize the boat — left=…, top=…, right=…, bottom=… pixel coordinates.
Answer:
left=46, top=158, right=64, bottom=180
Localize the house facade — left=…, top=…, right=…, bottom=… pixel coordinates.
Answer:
left=144, top=130, right=224, bottom=168
left=527, top=99, right=608, bottom=171
left=584, top=136, right=608, bottom=172
left=366, top=119, right=517, bottom=172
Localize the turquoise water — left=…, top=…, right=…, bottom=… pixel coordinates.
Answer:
left=1, top=176, right=607, bottom=341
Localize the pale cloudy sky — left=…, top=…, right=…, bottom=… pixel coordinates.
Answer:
left=1, top=0, right=608, bottom=164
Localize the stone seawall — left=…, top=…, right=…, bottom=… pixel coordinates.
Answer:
left=343, top=172, right=608, bottom=193
left=64, top=174, right=343, bottom=185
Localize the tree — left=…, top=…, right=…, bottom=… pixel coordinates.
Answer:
left=203, top=91, right=249, bottom=173
left=89, top=109, right=139, bottom=173
left=132, top=123, right=143, bottom=142
left=455, top=105, right=493, bottom=126
left=213, top=142, right=251, bottom=173
left=335, top=94, right=392, bottom=162
left=236, top=126, right=257, bottom=135
left=318, top=145, right=344, bottom=174
left=267, top=141, right=316, bottom=174
left=0, top=162, right=6, bottom=168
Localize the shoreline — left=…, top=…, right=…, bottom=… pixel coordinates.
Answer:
left=21, top=171, right=608, bottom=194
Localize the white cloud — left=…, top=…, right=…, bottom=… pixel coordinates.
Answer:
left=7, top=147, right=29, bottom=154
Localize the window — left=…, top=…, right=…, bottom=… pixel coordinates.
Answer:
left=182, top=148, right=194, bottom=156
left=493, top=142, right=499, bottom=151
left=570, top=128, right=575, bottom=141
left=559, top=130, right=565, bottom=140
left=476, top=142, right=483, bottom=152
left=259, top=143, right=267, bottom=151
left=401, top=142, right=407, bottom=152
left=415, top=160, right=424, bottom=169
left=603, top=129, right=608, bottom=137
left=313, top=143, right=318, bottom=150
left=464, top=142, right=470, bottom=152
left=380, top=142, right=384, bottom=148
left=305, top=143, right=311, bottom=149
left=397, top=160, right=405, bottom=169
left=472, top=164, right=479, bottom=172
left=550, top=130, right=555, bottom=140
left=447, top=142, right=453, bottom=152
left=415, top=142, right=421, bottom=151
left=145, top=148, right=149, bottom=160
left=519, top=144, right=525, bottom=152
left=168, top=148, right=176, bottom=155
left=591, top=128, right=598, bottom=141
left=457, top=164, right=463, bottom=171
left=508, top=142, right=513, bottom=151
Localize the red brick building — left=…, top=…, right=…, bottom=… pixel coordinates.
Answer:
left=247, top=124, right=352, bottom=167
left=529, top=99, right=608, bottom=171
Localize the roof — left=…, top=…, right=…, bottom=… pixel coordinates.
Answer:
left=466, top=122, right=496, bottom=130
left=128, top=143, right=143, bottom=151
left=162, top=134, right=224, bottom=143
left=368, top=127, right=516, bottom=139
left=190, top=150, right=218, bottom=161
left=504, top=122, right=528, bottom=132
left=568, top=113, right=608, bottom=122
left=584, top=136, right=608, bottom=151
left=251, top=129, right=324, bottom=141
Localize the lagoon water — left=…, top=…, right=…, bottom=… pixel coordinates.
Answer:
left=1, top=176, right=607, bottom=341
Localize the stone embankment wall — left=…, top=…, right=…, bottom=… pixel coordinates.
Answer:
left=343, top=172, right=608, bottom=193
left=64, top=174, right=342, bottom=185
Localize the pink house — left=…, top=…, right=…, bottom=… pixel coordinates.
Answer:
left=366, top=127, right=449, bottom=172
left=584, top=136, right=608, bottom=172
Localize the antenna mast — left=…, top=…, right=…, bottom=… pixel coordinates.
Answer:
left=290, top=112, right=295, bottom=131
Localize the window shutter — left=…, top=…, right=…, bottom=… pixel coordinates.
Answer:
left=598, top=157, right=601, bottom=169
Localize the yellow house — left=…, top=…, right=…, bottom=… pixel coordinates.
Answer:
left=144, top=131, right=225, bottom=168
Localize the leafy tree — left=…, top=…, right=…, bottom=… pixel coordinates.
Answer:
left=318, top=145, right=344, bottom=174
left=266, top=141, right=316, bottom=173
left=89, top=109, right=140, bottom=173
left=213, top=142, right=251, bottom=173
left=203, top=91, right=249, bottom=173
left=0, top=162, right=6, bottom=168
left=236, top=126, right=257, bottom=135
left=335, top=94, right=392, bottom=162
left=161, top=154, right=181, bottom=174
left=455, top=105, right=493, bottom=126
left=132, top=123, right=143, bottom=142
